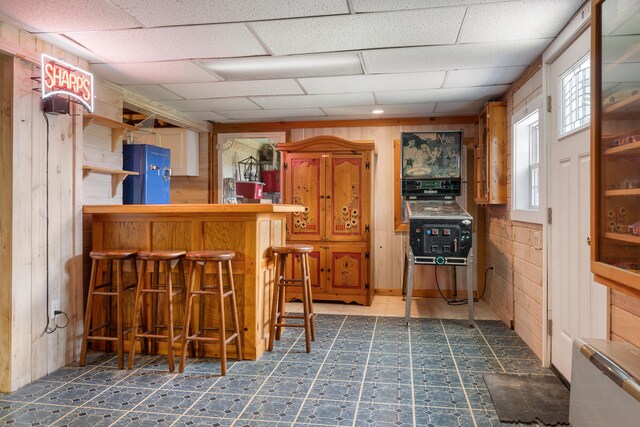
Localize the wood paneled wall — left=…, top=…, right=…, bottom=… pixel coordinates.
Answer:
left=483, top=67, right=545, bottom=358
left=290, top=124, right=476, bottom=295
left=0, top=21, right=84, bottom=391
left=611, top=290, right=640, bottom=347
left=170, top=131, right=209, bottom=204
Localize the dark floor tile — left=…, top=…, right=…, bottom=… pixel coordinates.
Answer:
left=448, top=343, right=494, bottom=358
left=412, top=353, right=456, bottom=370
left=72, top=367, right=131, bottom=386
left=482, top=335, right=528, bottom=347
left=498, top=358, right=552, bottom=375
left=368, top=351, right=411, bottom=368
left=413, top=368, right=463, bottom=388
left=136, top=389, right=203, bottom=415
left=214, top=374, right=267, bottom=394
left=336, top=329, right=375, bottom=341
left=97, top=353, right=156, bottom=370
left=410, top=341, right=451, bottom=356
left=355, top=402, right=414, bottom=426
left=53, top=407, right=126, bottom=427
left=83, top=386, right=149, bottom=411
left=234, top=420, right=293, bottom=427
left=239, top=396, right=304, bottom=423
left=161, top=372, right=221, bottom=392
left=227, top=360, right=278, bottom=377
left=121, top=371, right=174, bottom=389
left=139, top=356, right=184, bottom=372
left=41, top=366, right=90, bottom=383
left=360, top=380, right=412, bottom=405
left=268, top=361, right=321, bottom=379
left=414, top=406, right=474, bottom=427
left=488, top=346, right=538, bottom=360
left=473, top=409, right=539, bottom=427
left=1, top=380, right=63, bottom=402
left=183, top=357, right=229, bottom=374
left=111, top=411, right=179, bottom=426
left=453, top=355, right=502, bottom=373
left=317, top=362, right=365, bottom=381
left=0, top=403, right=72, bottom=426
left=464, top=385, right=495, bottom=411
left=282, top=350, right=329, bottom=365
left=413, top=385, right=468, bottom=409
left=309, top=379, right=362, bottom=401
left=186, top=391, right=252, bottom=418
left=330, top=340, right=372, bottom=352
left=258, top=376, right=314, bottom=399
left=0, top=401, right=25, bottom=418
left=37, top=383, right=108, bottom=406
left=296, top=398, right=357, bottom=425
left=364, top=366, right=412, bottom=384
left=373, top=340, right=412, bottom=354
left=172, top=415, right=233, bottom=426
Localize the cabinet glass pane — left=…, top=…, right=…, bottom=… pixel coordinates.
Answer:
left=599, top=0, right=640, bottom=274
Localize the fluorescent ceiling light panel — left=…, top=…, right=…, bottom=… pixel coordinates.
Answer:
left=299, top=71, right=445, bottom=94
left=458, top=0, right=584, bottom=43
left=376, top=85, right=509, bottom=104
left=363, top=39, right=550, bottom=74
left=112, top=0, right=349, bottom=27
left=444, top=66, right=526, bottom=88
left=200, top=53, right=363, bottom=80
left=162, top=79, right=304, bottom=99
left=64, top=24, right=267, bottom=63
left=322, top=103, right=436, bottom=115
left=250, top=8, right=465, bottom=55
left=90, top=62, right=219, bottom=85
left=250, top=93, right=374, bottom=109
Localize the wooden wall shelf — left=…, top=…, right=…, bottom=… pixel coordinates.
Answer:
left=82, top=165, right=139, bottom=197
left=83, top=113, right=139, bottom=152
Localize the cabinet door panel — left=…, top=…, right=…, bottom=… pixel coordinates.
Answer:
left=288, top=248, right=324, bottom=293
left=327, top=154, right=367, bottom=241
left=284, top=154, right=325, bottom=240
left=327, top=243, right=367, bottom=295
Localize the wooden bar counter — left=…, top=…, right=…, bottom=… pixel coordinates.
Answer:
left=83, top=203, right=303, bottom=361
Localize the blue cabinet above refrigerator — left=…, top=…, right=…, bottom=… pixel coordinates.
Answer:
left=123, top=144, right=171, bottom=204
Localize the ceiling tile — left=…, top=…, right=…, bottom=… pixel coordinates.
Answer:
left=458, top=0, right=584, bottom=43
left=160, top=98, right=261, bottom=111
left=121, top=85, right=183, bottom=100
left=199, top=53, right=363, bottom=80
left=298, top=71, right=446, bottom=94
left=112, top=0, right=349, bottom=26
left=63, top=24, right=267, bottom=63
left=185, top=111, right=231, bottom=122
left=434, top=100, right=486, bottom=114
left=352, top=0, right=508, bottom=12
left=250, top=93, right=375, bottom=109
left=90, top=62, right=219, bottom=85
left=250, top=8, right=465, bottom=55
left=322, top=103, right=436, bottom=116
left=375, top=85, right=509, bottom=104
left=216, top=108, right=325, bottom=120
left=0, top=0, right=141, bottom=32
left=162, top=79, right=304, bottom=99
left=443, top=66, right=526, bottom=88
left=363, top=39, right=551, bottom=73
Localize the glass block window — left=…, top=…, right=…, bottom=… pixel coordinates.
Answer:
left=560, top=55, right=590, bottom=136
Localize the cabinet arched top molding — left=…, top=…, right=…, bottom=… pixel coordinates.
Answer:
left=278, top=135, right=375, bottom=153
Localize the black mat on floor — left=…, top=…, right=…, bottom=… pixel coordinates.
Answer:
left=483, top=373, right=570, bottom=425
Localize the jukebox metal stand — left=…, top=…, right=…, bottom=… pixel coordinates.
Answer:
left=402, top=200, right=475, bottom=327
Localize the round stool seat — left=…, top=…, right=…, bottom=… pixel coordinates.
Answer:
left=90, top=249, right=138, bottom=260
left=137, top=250, right=186, bottom=260
left=186, top=250, right=235, bottom=262
left=272, top=244, right=313, bottom=254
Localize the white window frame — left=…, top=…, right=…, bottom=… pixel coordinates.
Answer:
left=512, top=95, right=545, bottom=224
left=558, top=54, right=590, bottom=138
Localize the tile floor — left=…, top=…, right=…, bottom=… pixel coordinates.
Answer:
left=0, top=298, right=552, bottom=427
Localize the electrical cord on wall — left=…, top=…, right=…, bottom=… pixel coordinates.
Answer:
left=434, top=265, right=494, bottom=305
left=43, top=110, right=70, bottom=334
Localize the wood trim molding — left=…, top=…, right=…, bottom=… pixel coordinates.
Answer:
left=375, top=288, right=471, bottom=298
left=278, top=135, right=375, bottom=152
left=212, top=116, right=477, bottom=133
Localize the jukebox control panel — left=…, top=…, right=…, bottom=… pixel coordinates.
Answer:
left=408, top=216, right=472, bottom=265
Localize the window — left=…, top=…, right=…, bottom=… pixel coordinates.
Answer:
left=560, top=55, right=590, bottom=136
left=513, top=96, right=544, bottom=223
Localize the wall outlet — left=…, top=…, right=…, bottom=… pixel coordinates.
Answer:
left=50, top=299, right=60, bottom=317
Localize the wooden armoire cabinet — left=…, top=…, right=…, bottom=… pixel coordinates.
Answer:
left=278, top=136, right=375, bottom=305
left=474, top=101, right=507, bottom=204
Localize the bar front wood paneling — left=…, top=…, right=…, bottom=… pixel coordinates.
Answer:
left=83, top=204, right=303, bottom=361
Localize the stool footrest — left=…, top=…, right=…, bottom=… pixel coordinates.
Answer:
left=86, top=336, right=118, bottom=342
left=191, top=290, right=234, bottom=298
left=92, top=291, right=117, bottom=297
left=135, top=332, right=183, bottom=342
left=274, top=322, right=305, bottom=328
left=141, top=289, right=183, bottom=297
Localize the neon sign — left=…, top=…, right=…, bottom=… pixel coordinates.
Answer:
left=41, top=54, right=94, bottom=112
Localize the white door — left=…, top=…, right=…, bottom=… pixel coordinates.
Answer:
left=548, top=28, right=608, bottom=382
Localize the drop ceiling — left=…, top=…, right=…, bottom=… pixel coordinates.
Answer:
left=0, top=0, right=586, bottom=123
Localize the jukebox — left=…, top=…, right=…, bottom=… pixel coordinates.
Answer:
left=400, top=131, right=475, bottom=326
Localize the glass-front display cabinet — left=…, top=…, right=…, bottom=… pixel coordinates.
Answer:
left=592, top=0, right=640, bottom=294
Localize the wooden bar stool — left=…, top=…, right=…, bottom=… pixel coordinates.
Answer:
left=80, top=249, right=139, bottom=369
left=179, top=250, right=242, bottom=375
left=268, top=244, right=316, bottom=353
left=128, top=250, right=188, bottom=372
